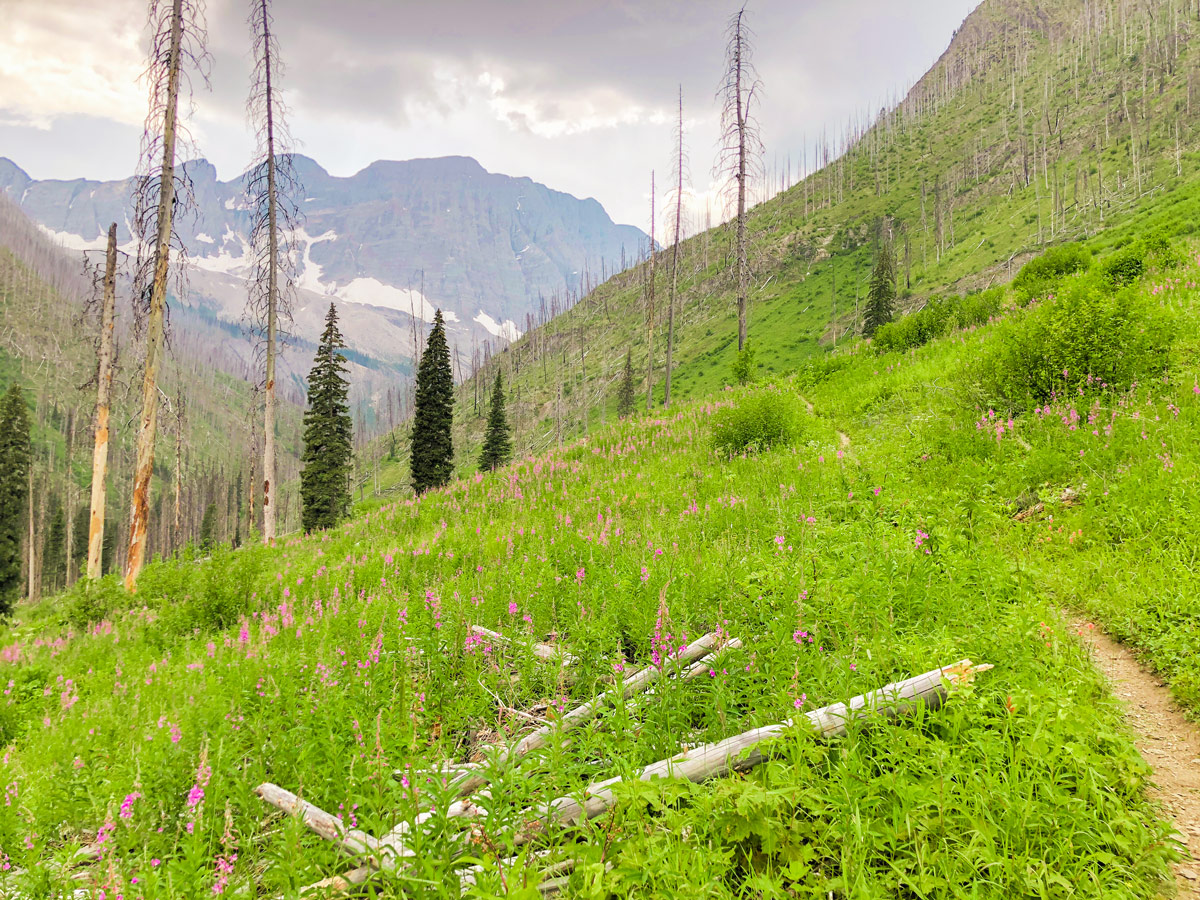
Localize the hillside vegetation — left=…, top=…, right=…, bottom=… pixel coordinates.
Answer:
left=0, top=223, right=1197, bottom=896
left=356, top=0, right=1200, bottom=493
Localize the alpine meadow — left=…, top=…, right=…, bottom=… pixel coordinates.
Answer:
left=3, top=0, right=1200, bottom=898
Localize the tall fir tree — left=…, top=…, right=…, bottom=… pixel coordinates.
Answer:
left=616, top=350, right=636, bottom=419
left=863, top=230, right=897, bottom=337
left=199, top=502, right=217, bottom=552
left=71, top=506, right=89, bottom=575
left=0, top=384, right=31, bottom=614
left=410, top=310, right=455, bottom=493
left=478, top=370, right=513, bottom=472
left=42, top=496, right=65, bottom=593
left=300, top=303, right=353, bottom=532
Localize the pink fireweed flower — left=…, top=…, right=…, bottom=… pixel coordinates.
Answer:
left=119, top=792, right=141, bottom=820
left=508, top=601, right=518, bottom=616
left=793, top=694, right=807, bottom=709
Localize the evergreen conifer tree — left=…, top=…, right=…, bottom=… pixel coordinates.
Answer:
left=478, top=370, right=513, bottom=472
left=617, top=350, right=636, bottom=419
left=0, top=384, right=31, bottom=613
left=300, top=303, right=353, bottom=532
left=42, top=495, right=65, bottom=593
left=863, top=233, right=897, bottom=337
left=199, top=502, right=217, bottom=552
left=410, top=310, right=455, bottom=493
left=71, top=506, right=89, bottom=575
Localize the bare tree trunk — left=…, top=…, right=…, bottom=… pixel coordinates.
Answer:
left=665, top=87, right=684, bottom=410
left=173, top=393, right=184, bottom=552
left=64, top=410, right=75, bottom=585
left=26, top=465, right=35, bottom=601
left=735, top=53, right=748, bottom=352
left=645, top=171, right=655, bottom=411
left=126, top=0, right=184, bottom=592
left=260, top=0, right=279, bottom=545
left=87, top=224, right=118, bottom=580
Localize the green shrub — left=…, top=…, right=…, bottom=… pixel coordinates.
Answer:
left=62, top=574, right=131, bottom=628
left=1012, top=243, right=1092, bottom=304
left=1100, top=244, right=1146, bottom=287
left=711, top=386, right=804, bottom=455
left=731, top=341, right=757, bottom=386
left=972, top=271, right=1172, bottom=409
left=873, top=288, right=1003, bottom=355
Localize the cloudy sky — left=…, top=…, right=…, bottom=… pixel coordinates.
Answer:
left=0, top=0, right=979, bottom=229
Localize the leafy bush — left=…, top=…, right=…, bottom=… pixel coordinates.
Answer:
left=730, top=340, right=757, bottom=386
left=711, top=386, right=804, bottom=455
left=873, top=288, right=1003, bottom=354
left=62, top=575, right=132, bottom=628
left=972, top=271, right=1172, bottom=408
left=1099, top=234, right=1181, bottom=288
left=1012, top=243, right=1092, bottom=304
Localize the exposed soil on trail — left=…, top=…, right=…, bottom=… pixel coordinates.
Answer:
left=1074, top=621, right=1200, bottom=897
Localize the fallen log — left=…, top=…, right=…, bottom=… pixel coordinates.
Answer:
left=254, top=783, right=385, bottom=860
left=469, top=624, right=577, bottom=666
left=514, top=658, right=991, bottom=841
left=407, top=631, right=730, bottom=799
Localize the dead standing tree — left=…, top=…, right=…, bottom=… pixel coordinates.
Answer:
left=86, top=224, right=118, bottom=580
left=245, top=0, right=301, bottom=545
left=665, top=85, right=689, bottom=409
left=125, top=0, right=209, bottom=592
left=645, top=171, right=656, bottom=411
left=717, top=4, right=763, bottom=352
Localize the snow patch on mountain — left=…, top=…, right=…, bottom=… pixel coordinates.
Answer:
left=474, top=310, right=522, bottom=341
left=335, top=276, right=456, bottom=324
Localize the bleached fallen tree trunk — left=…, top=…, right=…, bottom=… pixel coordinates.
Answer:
left=283, top=656, right=987, bottom=896
left=442, top=630, right=727, bottom=799
left=254, top=783, right=384, bottom=858
left=292, top=633, right=738, bottom=892
left=468, top=624, right=578, bottom=666
left=514, top=659, right=991, bottom=842
left=86, top=226, right=117, bottom=580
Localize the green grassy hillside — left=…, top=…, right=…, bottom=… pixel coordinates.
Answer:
left=0, top=226, right=1197, bottom=897
left=358, top=0, right=1200, bottom=496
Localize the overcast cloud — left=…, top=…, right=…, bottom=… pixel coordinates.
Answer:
left=0, top=0, right=979, bottom=229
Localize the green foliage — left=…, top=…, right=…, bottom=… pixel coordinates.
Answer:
left=70, top=506, right=87, bottom=574
left=61, top=574, right=129, bottom=629
left=731, top=340, right=757, bottom=386
left=199, top=503, right=217, bottom=553
left=478, top=371, right=513, bottom=472
left=710, top=385, right=804, bottom=455
left=862, top=234, right=897, bottom=337
left=300, top=303, right=353, bottom=532
left=973, top=269, right=1173, bottom=409
left=0, top=384, right=30, bottom=614
left=617, top=350, right=636, bottom=418
left=1012, top=243, right=1092, bottom=304
left=873, top=288, right=1003, bottom=354
left=410, top=310, right=455, bottom=494
left=41, top=496, right=65, bottom=594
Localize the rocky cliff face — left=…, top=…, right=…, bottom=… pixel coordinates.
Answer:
left=0, top=154, right=645, bottom=364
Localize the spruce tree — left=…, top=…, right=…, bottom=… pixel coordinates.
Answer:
left=410, top=310, right=455, bottom=493
left=199, top=502, right=217, bottom=552
left=863, top=234, right=897, bottom=337
left=478, top=370, right=513, bottom=472
left=617, top=350, right=636, bottom=419
left=300, top=303, right=353, bottom=532
left=0, top=384, right=31, bottom=613
left=71, top=506, right=89, bottom=576
left=42, top=495, right=65, bottom=594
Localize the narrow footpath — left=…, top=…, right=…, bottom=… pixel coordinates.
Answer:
left=1075, top=622, right=1200, bottom=897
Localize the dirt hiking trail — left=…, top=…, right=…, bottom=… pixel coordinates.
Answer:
left=1075, top=621, right=1200, bottom=897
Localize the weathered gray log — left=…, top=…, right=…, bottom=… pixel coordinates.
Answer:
left=515, top=659, right=991, bottom=841
left=470, top=624, right=578, bottom=666
left=254, top=783, right=385, bottom=860
left=412, top=631, right=728, bottom=800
